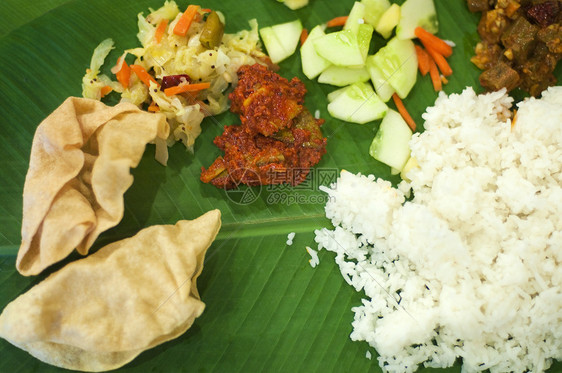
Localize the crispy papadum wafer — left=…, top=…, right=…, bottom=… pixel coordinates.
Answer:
left=17, top=97, right=169, bottom=276
left=0, top=210, right=221, bottom=372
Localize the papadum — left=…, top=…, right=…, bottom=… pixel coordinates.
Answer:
left=17, top=97, right=170, bottom=276
left=0, top=209, right=221, bottom=372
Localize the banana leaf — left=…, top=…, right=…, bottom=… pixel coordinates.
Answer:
left=0, top=0, right=560, bottom=372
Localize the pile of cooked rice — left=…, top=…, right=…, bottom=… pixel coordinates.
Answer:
left=315, top=87, right=562, bottom=372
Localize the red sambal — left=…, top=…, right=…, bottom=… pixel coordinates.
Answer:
left=200, top=64, right=326, bottom=189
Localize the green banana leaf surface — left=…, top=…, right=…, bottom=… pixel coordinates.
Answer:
left=0, top=0, right=560, bottom=372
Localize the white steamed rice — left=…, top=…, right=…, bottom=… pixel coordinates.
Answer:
left=315, top=87, right=562, bottom=373
left=306, top=246, right=320, bottom=268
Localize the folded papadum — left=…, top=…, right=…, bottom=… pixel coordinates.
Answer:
left=0, top=209, right=221, bottom=372
left=17, top=97, right=170, bottom=276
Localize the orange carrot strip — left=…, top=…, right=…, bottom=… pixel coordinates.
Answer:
left=115, top=57, right=131, bottom=89
left=154, top=19, right=169, bottom=43
left=173, top=5, right=200, bottom=36
left=428, top=56, right=442, bottom=91
left=148, top=102, right=160, bottom=112
left=425, top=46, right=453, bottom=77
left=392, top=93, right=416, bottom=132
left=164, top=82, right=211, bottom=96
left=200, top=8, right=211, bottom=13
left=130, top=64, right=159, bottom=87
left=326, top=16, right=348, bottom=28
left=100, top=85, right=112, bottom=97
left=414, top=26, right=453, bottom=58
left=511, top=110, right=517, bottom=129
left=415, top=45, right=431, bottom=76
left=300, top=28, right=308, bottom=46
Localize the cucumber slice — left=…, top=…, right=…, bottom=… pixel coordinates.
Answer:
left=396, top=0, right=438, bottom=39
left=400, top=156, right=418, bottom=181
left=280, top=0, right=309, bottom=10
left=327, top=87, right=348, bottom=102
left=371, top=36, right=417, bottom=98
left=313, top=27, right=371, bottom=66
left=300, top=25, right=332, bottom=79
left=357, top=23, right=374, bottom=61
left=366, top=55, right=395, bottom=102
left=375, top=3, right=400, bottom=39
left=369, top=109, right=412, bottom=170
left=259, top=19, right=303, bottom=63
left=361, top=0, right=391, bottom=27
left=318, top=65, right=370, bottom=87
left=327, top=82, right=387, bottom=124
left=344, top=2, right=366, bottom=34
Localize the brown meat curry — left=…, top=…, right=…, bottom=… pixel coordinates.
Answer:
left=468, top=0, right=561, bottom=96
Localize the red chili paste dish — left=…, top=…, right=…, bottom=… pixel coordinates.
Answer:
left=200, top=64, right=327, bottom=189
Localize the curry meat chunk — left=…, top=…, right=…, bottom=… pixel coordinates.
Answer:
left=468, top=0, right=562, bottom=96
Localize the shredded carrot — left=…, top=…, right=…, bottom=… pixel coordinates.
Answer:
left=300, top=28, right=308, bottom=46
left=130, top=64, right=159, bottom=87
left=173, top=5, right=200, bottom=36
left=428, top=57, right=442, bottom=91
left=115, top=57, right=131, bottom=89
left=164, top=82, right=211, bottom=96
left=100, top=85, right=112, bottom=97
left=414, top=26, right=453, bottom=58
left=148, top=101, right=160, bottom=112
left=326, top=16, right=348, bottom=28
left=392, top=93, right=416, bottom=132
left=415, top=45, right=431, bottom=76
left=425, top=46, right=453, bottom=77
left=154, top=19, right=169, bottom=43
left=200, top=8, right=211, bottom=13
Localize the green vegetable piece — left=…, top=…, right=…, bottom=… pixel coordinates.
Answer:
left=313, top=24, right=372, bottom=67
left=300, top=25, right=332, bottom=79
left=371, top=36, right=417, bottom=98
left=260, top=19, right=303, bottom=63
left=318, top=65, right=370, bottom=87
left=366, top=55, right=395, bottom=102
left=200, top=11, right=225, bottom=49
left=361, top=0, right=391, bottom=27
left=327, top=82, right=387, bottom=124
left=396, top=0, right=438, bottom=39
left=344, top=2, right=366, bottom=34
left=369, top=109, right=412, bottom=171
left=375, top=3, right=400, bottom=39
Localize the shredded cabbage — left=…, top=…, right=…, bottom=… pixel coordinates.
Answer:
left=81, top=1, right=267, bottom=152
left=146, top=0, right=180, bottom=24
left=136, top=14, right=155, bottom=47
left=82, top=38, right=122, bottom=100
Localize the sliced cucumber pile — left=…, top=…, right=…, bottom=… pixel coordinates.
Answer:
left=299, top=0, right=438, bottom=174
left=260, top=0, right=440, bottom=176
left=259, top=19, right=303, bottom=64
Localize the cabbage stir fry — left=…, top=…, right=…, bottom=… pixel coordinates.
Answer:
left=82, top=1, right=268, bottom=150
